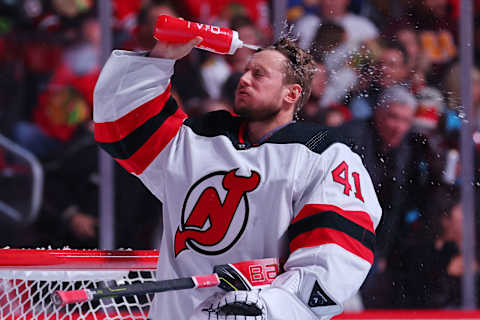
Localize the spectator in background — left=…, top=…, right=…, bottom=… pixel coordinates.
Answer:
left=394, top=25, right=421, bottom=76
left=0, top=12, right=26, bottom=134
left=310, top=22, right=359, bottom=110
left=349, top=40, right=410, bottom=119
left=122, top=0, right=178, bottom=51
left=380, top=24, right=456, bottom=189
left=180, top=0, right=271, bottom=38
left=298, top=62, right=327, bottom=122
left=294, top=0, right=378, bottom=51
left=300, top=22, right=354, bottom=126
left=383, top=22, right=434, bottom=95
left=443, top=63, right=480, bottom=132
left=441, top=63, right=480, bottom=183
left=441, top=63, right=480, bottom=228
left=401, top=185, right=465, bottom=308
left=11, top=14, right=100, bottom=161
left=322, top=103, right=352, bottom=127
left=335, top=85, right=441, bottom=308
left=3, top=19, right=64, bottom=136
left=403, top=0, right=458, bottom=86
left=36, top=122, right=162, bottom=249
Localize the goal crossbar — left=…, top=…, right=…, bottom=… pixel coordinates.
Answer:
left=0, top=249, right=159, bottom=320
left=0, top=249, right=159, bottom=270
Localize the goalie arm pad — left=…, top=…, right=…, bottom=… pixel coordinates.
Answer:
left=261, top=143, right=382, bottom=319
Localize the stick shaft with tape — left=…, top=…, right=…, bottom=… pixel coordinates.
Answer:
left=53, top=274, right=219, bottom=306
left=52, top=257, right=279, bottom=306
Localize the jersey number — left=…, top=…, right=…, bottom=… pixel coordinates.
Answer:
left=331, top=161, right=364, bottom=202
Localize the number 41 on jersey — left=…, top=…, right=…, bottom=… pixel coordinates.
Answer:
left=332, top=161, right=364, bottom=202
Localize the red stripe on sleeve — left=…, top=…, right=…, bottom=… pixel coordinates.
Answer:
left=289, top=228, right=374, bottom=264
left=292, top=204, right=374, bottom=233
left=94, top=83, right=172, bottom=143
left=115, top=106, right=186, bottom=174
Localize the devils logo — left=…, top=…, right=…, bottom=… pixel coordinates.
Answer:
left=174, top=169, right=260, bottom=257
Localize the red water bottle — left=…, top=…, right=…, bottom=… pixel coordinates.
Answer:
left=154, top=15, right=258, bottom=55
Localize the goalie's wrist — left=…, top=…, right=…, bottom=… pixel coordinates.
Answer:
left=259, top=287, right=318, bottom=320
left=262, top=270, right=343, bottom=319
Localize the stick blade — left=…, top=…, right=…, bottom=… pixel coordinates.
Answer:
left=214, top=258, right=280, bottom=291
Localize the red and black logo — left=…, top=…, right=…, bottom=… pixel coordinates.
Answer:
left=174, top=169, right=260, bottom=257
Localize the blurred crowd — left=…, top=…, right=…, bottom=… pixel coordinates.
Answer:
left=1, top=0, right=480, bottom=311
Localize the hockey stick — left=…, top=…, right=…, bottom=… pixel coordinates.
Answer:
left=52, top=257, right=279, bottom=306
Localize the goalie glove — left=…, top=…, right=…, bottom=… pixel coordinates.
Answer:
left=189, top=290, right=267, bottom=320
left=189, top=287, right=319, bottom=320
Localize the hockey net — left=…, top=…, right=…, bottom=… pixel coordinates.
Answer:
left=0, top=249, right=158, bottom=320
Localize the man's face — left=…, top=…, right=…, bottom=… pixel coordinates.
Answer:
left=375, top=102, right=415, bottom=148
left=378, top=49, right=407, bottom=87
left=397, top=30, right=419, bottom=70
left=234, top=50, right=291, bottom=121
left=311, top=63, right=327, bottom=98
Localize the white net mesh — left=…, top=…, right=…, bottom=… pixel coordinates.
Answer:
left=0, top=250, right=157, bottom=320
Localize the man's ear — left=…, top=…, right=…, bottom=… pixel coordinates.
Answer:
left=284, top=84, right=302, bottom=105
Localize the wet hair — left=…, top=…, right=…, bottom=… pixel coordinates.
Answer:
left=261, top=38, right=317, bottom=116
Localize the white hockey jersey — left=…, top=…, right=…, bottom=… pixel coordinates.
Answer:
left=93, top=50, right=382, bottom=320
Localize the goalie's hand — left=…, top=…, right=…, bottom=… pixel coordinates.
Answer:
left=190, top=290, right=267, bottom=320
left=150, top=36, right=203, bottom=60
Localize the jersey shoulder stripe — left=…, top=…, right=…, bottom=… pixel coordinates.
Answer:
left=95, top=95, right=186, bottom=174
left=292, top=204, right=375, bottom=232
left=287, top=204, right=375, bottom=263
left=94, top=83, right=173, bottom=143
left=96, top=97, right=181, bottom=159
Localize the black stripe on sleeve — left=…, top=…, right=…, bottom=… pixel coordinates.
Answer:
left=96, top=97, right=179, bottom=159
left=287, top=211, right=375, bottom=252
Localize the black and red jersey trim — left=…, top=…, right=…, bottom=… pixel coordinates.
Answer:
left=94, top=89, right=186, bottom=174
left=94, top=83, right=173, bottom=143
left=288, top=204, right=375, bottom=263
left=96, top=97, right=180, bottom=159
left=184, top=110, right=334, bottom=153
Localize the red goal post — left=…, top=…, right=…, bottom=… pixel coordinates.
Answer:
left=0, top=249, right=159, bottom=320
